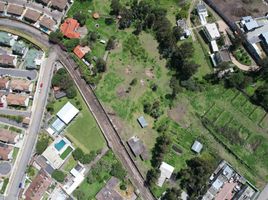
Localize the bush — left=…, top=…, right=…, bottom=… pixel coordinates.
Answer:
left=52, top=170, right=65, bottom=183
left=130, top=78, right=137, bottom=86
left=36, top=135, right=50, bottom=155
left=110, top=162, right=127, bottom=180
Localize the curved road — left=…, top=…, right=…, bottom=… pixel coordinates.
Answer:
left=0, top=19, right=155, bottom=200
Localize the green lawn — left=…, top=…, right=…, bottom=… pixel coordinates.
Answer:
left=60, top=146, right=73, bottom=159
left=12, top=147, right=19, bottom=161
left=52, top=90, right=105, bottom=153
left=63, top=155, right=77, bottom=172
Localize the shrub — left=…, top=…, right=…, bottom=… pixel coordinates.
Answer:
left=52, top=170, right=65, bottom=183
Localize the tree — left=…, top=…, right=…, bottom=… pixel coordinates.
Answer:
left=130, top=78, right=138, bottom=86
left=49, top=30, right=63, bottom=44
left=73, top=190, right=86, bottom=200
left=106, top=36, right=116, bottom=50
left=36, top=136, right=49, bottom=155
left=110, top=162, right=127, bottom=180
left=180, top=61, right=200, bottom=80
left=173, top=26, right=183, bottom=41
left=110, top=0, right=122, bottom=15
left=66, top=86, right=77, bottom=99
left=96, top=58, right=107, bottom=73
left=161, top=188, right=182, bottom=200
left=64, top=38, right=79, bottom=52
left=105, top=18, right=114, bottom=25
left=254, top=84, right=268, bottom=110
left=178, top=157, right=214, bottom=198
left=89, top=32, right=98, bottom=42
left=73, top=11, right=87, bottom=26
left=52, top=170, right=66, bottom=183
left=146, top=168, right=160, bottom=186
left=72, top=148, right=84, bottom=161
left=179, top=42, right=194, bottom=58
left=151, top=135, right=171, bottom=167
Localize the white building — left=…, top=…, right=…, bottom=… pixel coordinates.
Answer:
left=62, top=163, right=85, bottom=195
left=197, top=1, right=208, bottom=25
left=204, top=23, right=220, bottom=42
left=157, top=162, right=174, bottom=187
left=191, top=140, right=203, bottom=153
left=57, top=102, right=79, bottom=124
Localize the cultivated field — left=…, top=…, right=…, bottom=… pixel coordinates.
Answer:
left=211, top=0, right=268, bottom=21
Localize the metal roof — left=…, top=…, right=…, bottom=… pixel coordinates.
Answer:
left=191, top=140, right=203, bottom=153
left=57, top=102, right=79, bottom=124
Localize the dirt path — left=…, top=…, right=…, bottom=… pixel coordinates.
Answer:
left=187, top=0, right=197, bottom=41
left=230, top=54, right=259, bottom=72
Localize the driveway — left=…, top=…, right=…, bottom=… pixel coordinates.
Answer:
left=0, top=109, right=31, bottom=118
left=0, top=68, right=38, bottom=80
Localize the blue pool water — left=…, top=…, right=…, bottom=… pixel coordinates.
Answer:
left=54, top=140, right=66, bottom=151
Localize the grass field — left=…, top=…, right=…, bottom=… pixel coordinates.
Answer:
left=63, top=155, right=77, bottom=172
left=52, top=90, right=105, bottom=153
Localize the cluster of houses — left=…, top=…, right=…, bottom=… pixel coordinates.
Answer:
left=0, top=0, right=72, bottom=33
left=0, top=77, right=33, bottom=108
left=0, top=31, right=43, bottom=70
left=202, top=160, right=258, bottom=200
left=239, top=15, right=268, bottom=61
left=21, top=101, right=86, bottom=199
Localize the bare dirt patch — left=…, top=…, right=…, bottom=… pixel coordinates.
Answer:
left=211, top=0, right=268, bottom=21
left=145, top=68, right=155, bottom=79
left=168, top=104, right=188, bottom=128
left=116, top=86, right=127, bottom=98
left=125, top=66, right=132, bottom=75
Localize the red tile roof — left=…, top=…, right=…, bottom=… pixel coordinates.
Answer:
left=73, top=45, right=91, bottom=59
left=0, top=77, right=9, bottom=89
left=0, top=145, right=12, bottom=160
left=0, top=129, right=16, bottom=144
left=60, top=18, right=80, bottom=39
left=25, top=170, right=52, bottom=200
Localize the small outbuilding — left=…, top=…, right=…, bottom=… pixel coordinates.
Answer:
left=191, top=140, right=203, bottom=153
left=137, top=116, right=148, bottom=128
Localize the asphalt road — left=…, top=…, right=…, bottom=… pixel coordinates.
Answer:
left=0, top=19, right=155, bottom=200
left=5, top=50, right=56, bottom=200
left=0, top=68, right=38, bottom=80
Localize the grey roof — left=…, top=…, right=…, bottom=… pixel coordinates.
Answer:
left=137, top=116, right=148, bottom=128
left=54, top=91, right=66, bottom=99
left=96, top=177, right=123, bottom=200
left=242, top=16, right=259, bottom=31
left=24, top=49, right=42, bottom=70
left=191, top=140, right=203, bottom=153
left=51, top=118, right=65, bottom=133
left=0, top=32, right=13, bottom=46
left=35, top=155, right=55, bottom=174
left=12, top=41, right=26, bottom=56
left=222, top=164, right=234, bottom=180
left=127, top=136, right=148, bottom=160
left=197, top=3, right=207, bottom=13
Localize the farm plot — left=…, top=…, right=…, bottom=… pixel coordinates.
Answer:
left=204, top=105, right=223, bottom=122
left=221, top=89, right=238, bottom=101
left=241, top=100, right=256, bottom=116
left=260, top=114, right=268, bottom=129
left=231, top=93, right=247, bottom=110
left=215, top=111, right=233, bottom=127
left=249, top=107, right=266, bottom=124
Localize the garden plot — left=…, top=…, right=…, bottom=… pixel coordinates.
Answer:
left=231, top=93, right=248, bottom=109
left=205, top=105, right=223, bottom=122
left=241, top=100, right=256, bottom=116
left=260, top=114, right=268, bottom=130
left=221, top=89, right=238, bottom=101
left=249, top=107, right=266, bottom=124
left=215, top=111, right=233, bottom=127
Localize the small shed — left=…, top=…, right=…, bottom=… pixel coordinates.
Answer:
left=191, top=140, right=203, bottom=153
left=137, top=116, right=148, bottom=128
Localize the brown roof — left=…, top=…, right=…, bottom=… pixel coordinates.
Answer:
left=0, top=145, right=12, bottom=160
left=0, top=77, right=9, bottom=89
left=0, top=2, right=5, bottom=12
left=7, top=4, right=24, bottom=16
left=24, top=9, right=41, bottom=22
left=6, top=94, right=28, bottom=107
left=39, top=16, right=56, bottom=30
left=23, top=117, right=30, bottom=125
left=10, top=79, right=32, bottom=92
left=51, top=0, right=67, bottom=10
left=0, top=129, right=16, bottom=144
left=0, top=55, right=15, bottom=66
left=25, top=170, right=52, bottom=200
left=96, top=177, right=124, bottom=200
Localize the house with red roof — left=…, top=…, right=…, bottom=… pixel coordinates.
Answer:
left=73, top=45, right=91, bottom=59
left=60, top=18, right=80, bottom=39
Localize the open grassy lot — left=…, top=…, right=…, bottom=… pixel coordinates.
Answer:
left=63, top=155, right=77, bottom=172
left=51, top=90, right=105, bottom=154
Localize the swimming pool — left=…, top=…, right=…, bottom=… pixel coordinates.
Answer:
left=54, top=140, right=66, bottom=151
